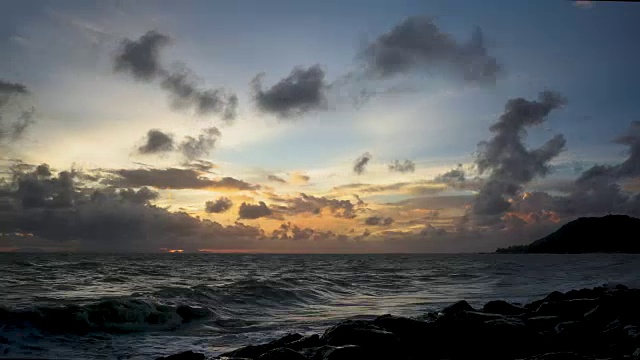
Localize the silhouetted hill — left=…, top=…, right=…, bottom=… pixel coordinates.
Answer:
left=496, top=214, right=640, bottom=253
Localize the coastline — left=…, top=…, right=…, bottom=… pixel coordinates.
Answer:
left=158, top=284, right=640, bottom=360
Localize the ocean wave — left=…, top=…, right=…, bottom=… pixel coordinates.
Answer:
left=0, top=298, right=210, bottom=334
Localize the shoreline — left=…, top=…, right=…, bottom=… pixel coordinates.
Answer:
left=157, top=284, right=640, bottom=360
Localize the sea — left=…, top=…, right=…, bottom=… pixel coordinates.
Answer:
left=1, top=253, right=640, bottom=359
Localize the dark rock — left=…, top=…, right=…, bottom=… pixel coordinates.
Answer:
left=483, top=300, right=528, bottom=316
left=0, top=336, right=8, bottom=345
left=527, top=315, right=563, bottom=330
left=441, top=300, right=474, bottom=315
left=312, top=345, right=372, bottom=360
left=219, top=333, right=304, bottom=359
left=521, top=352, right=593, bottom=360
left=373, top=314, right=434, bottom=338
left=535, top=299, right=599, bottom=319
left=285, top=334, right=323, bottom=350
left=321, top=320, right=398, bottom=348
left=156, top=350, right=205, bottom=360
left=257, top=347, right=306, bottom=360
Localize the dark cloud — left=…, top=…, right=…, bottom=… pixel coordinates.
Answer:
left=472, top=91, right=567, bottom=215
left=0, top=80, right=36, bottom=142
left=114, top=32, right=238, bottom=121
left=117, top=187, right=159, bottom=204
left=137, top=129, right=175, bottom=154
left=106, top=168, right=259, bottom=190
left=161, top=66, right=239, bottom=121
left=182, top=159, right=218, bottom=173
left=275, top=193, right=366, bottom=219
left=614, top=121, right=640, bottom=178
left=251, top=64, right=327, bottom=119
left=267, top=174, right=287, bottom=184
left=353, top=152, right=372, bottom=175
left=205, top=196, right=233, bottom=213
left=435, top=164, right=466, bottom=182
left=0, top=164, right=263, bottom=252
left=388, top=159, right=415, bottom=173
left=361, top=16, right=501, bottom=84
left=178, top=127, right=221, bottom=160
left=10, top=108, right=36, bottom=139
left=364, top=216, right=394, bottom=226
left=238, top=201, right=272, bottom=219
left=113, top=30, right=171, bottom=81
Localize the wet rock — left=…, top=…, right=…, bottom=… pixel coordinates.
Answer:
left=312, top=345, right=372, bottom=360
left=372, top=314, right=434, bottom=338
left=0, top=336, right=8, bottom=345
left=321, top=320, right=397, bottom=347
left=441, top=300, right=474, bottom=315
left=483, top=299, right=528, bottom=316
left=257, top=347, right=306, bottom=360
left=535, top=299, right=599, bottom=319
left=219, top=333, right=304, bottom=359
left=285, top=334, right=323, bottom=350
left=521, top=352, right=593, bottom=360
left=156, top=350, right=206, bottom=360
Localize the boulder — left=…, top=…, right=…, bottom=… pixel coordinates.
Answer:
left=321, top=320, right=398, bottom=348
left=257, top=347, right=306, bottom=360
left=312, top=345, right=373, bottom=360
left=219, top=333, right=304, bottom=359
left=441, top=300, right=474, bottom=316
left=483, top=300, right=528, bottom=316
left=286, top=334, right=323, bottom=350
left=156, top=350, right=206, bottom=360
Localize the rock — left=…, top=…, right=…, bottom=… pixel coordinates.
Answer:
left=312, top=345, right=372, bottom=360
left=483, top=300, right=528, bottom=316
left=521, top=352, right=593, bottom=360
left=219, top=333, right=304, bottom=359
left=535, top=299, right=599, bottom=319
left=285, top=334, right=323, bottom=350
left=257, top=347, right=306, bottom=360
left=321, top=320, right=398, bottom=348
left=633, top=347, right=640, bottom=358
left=0, top=336, right=8, bottom=345
left=372, top=314, right=434, bottom=338
left=441, top=300, right=474, bottom=316
left=156, top=350, right=206, bottom=360
left=527, top=315, right=563, bottom=330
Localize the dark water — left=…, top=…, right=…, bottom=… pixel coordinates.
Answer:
left=1, top=253, right=639, bottom=359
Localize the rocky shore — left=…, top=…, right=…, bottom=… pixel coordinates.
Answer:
left=158, top=284, right=640, bottom=360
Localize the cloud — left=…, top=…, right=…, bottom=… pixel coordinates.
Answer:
left=364, top=216, right=394, bottom=226
left=353, top=152, right=372, bottom=175
left=136, top=127, right=221, bottom=160
left=361, top=16, right=501, bottom=84
left=238, top=201, right=272, bottom=219
left=388, top=159, right=415, bottom=173
left=181, top=160, right=218, bottom=173
left=137, top=129, right=175, bottom=154
left=1, top=80, right=36, bottom=142
left=114, top=31, right=238, bottom=121
left=289, top=171, right=310, bottom=185
left=178, top=127, right=221, bottom=160
left=435, top=164, right=466, bottom=182
left=251, top=64, right=327, bottom=119
left=161, top=66, right=239, bottom=121
left=113, top=30, right=170, bottom=81
left=0, top=164, right=263, bottom=252
left=274, top=193, right=365, bottom=219
left=205, top=196, right=232, bottom=213
left=267, top=174, right=287, bottom=184
left=472, top=91, right=567, bottom=215
left=106, top=168, right=259, bottom=190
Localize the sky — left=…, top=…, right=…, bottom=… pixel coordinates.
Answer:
left=1, top=0, right=639, bottom=253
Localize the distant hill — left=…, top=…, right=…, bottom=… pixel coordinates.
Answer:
left=496, top=215, right=640, bottom=254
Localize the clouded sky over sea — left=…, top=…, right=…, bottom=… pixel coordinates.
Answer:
left=1, top=0, right=639, bottom=253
